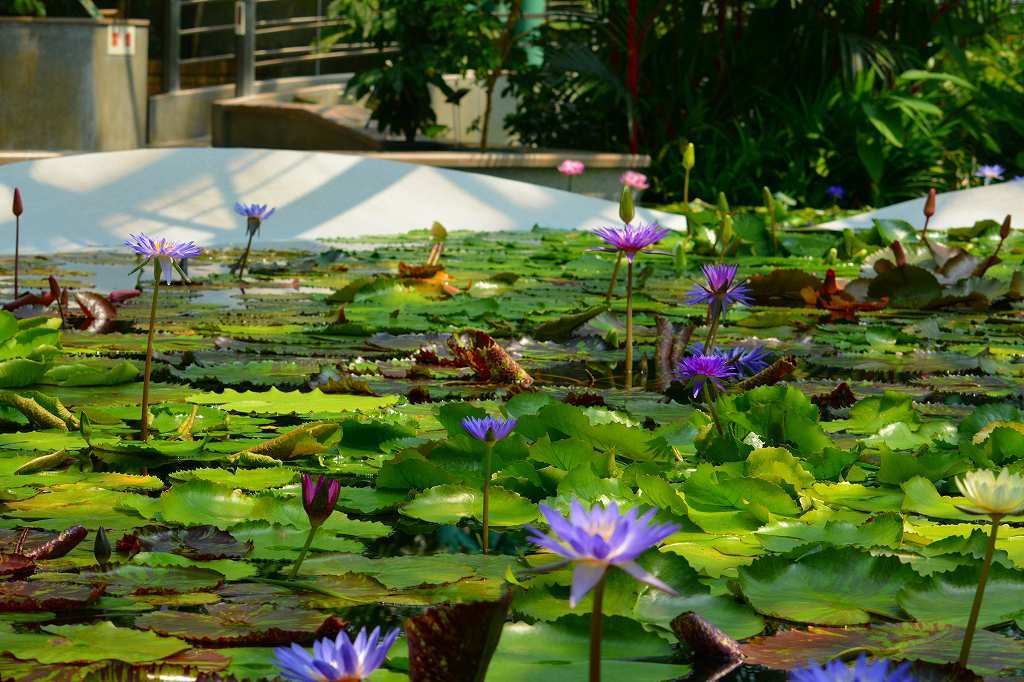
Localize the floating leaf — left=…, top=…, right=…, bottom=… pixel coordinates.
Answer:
left=401, top=484, right=538, bottom=526
left=134, top=602, right=344, bottom=646
left=737, top=546, right=915, bottom=625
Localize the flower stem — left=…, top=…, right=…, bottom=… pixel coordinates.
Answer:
left=702, top=383, right=724, bottom=435
left=237, top=232, right=256, bottom=280
left=139, top=262, right=161, bottom=441
left=482, top=441, right=493, bottom=555
left=568, top=176, right=573, bottom=193
left=624, top=258, right=634, bottom=390
left=605, top=252, right=623, bottom=303
left=702, top=305, right=722, bottom=352
left=959, top=515, right=1001, bottom=668
left=589, top=573, right=607, bottom=682
left=290, top=525, right=318, bottom=579
left=683, top=169, right=690, bottom=218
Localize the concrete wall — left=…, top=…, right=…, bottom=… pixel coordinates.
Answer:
left=148, top=73, right=354, bottom=147
left=0, top=17, right=149, bottom=152
left=150, top=71, right=517, bottom=148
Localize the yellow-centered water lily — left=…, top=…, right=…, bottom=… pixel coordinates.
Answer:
left=955, top=468, right=1024, bottom=517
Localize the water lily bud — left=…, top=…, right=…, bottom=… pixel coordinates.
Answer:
left=431, top=221, right=448, bottom=243
left=94, top=527, right=111, bottom=566
left=1001, top=215, right=1011, bottom=240
left=301, top=473, right=341, bottom=529
left=682, top=142, right=695, bottom=171
left=11, top=188, right=22, bottom=217
left=890, top=240, right=907, bottom=267
left=619, top=186, right=635, bottom=225
left=762, top=187, right=774, bottom=213
left=720, top=214, right=733, bottom=246
left=924, top=188, right=936, bottom=218
left=674, top=241, right=685, bottom=273
left=826, top=247, right=838, bottom=264
left=717, top=192, right=730, bottom=216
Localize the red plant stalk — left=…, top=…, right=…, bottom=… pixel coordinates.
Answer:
left=11, top=188, right=22, bottom=299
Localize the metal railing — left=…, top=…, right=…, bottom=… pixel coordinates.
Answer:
left=162, top=0, right=377, bottom=96
left=161, top=0, right=571, bottom=97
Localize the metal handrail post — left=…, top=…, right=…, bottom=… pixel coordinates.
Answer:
left=163, top=0, right=181, bottom=92
left=234, top=0, right=256, bottom=96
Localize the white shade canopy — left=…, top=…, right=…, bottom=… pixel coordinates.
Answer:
left=0, top=147, right=687, bottom=254
left=817, top=180, right=1023, bottom=231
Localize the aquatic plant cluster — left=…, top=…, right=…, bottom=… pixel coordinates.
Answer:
left=0, top=185, right=1020, bottom=681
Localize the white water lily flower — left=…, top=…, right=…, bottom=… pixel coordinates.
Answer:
left=955, top=468, right=1024, bottom=517
left=743, top=432, right=766, bottom=449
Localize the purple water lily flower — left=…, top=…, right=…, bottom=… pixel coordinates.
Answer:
left=234, top=201, right=276, bottom=222
left=124, top=233, right=202, bottom=284
left=461, top=415, right=517, bottom=442
left=685, top=264, right=752, bottom=317
left=975, top=165, right=1005, bottom=184
left=526, top=500, right=680, bottom=607
left=301, top=473, right=341, bottom=529
left=275, top=626, right=400, bottom=682
left=826, top=185, right=845, bottom=200
left=724, top=345, right=771, bottom=377
left=690, top=343, right=770, bottom=378
left=790, top=654, right=913, bottom=682
left=590, top=223, right=671, bottom=263
left=673, top=353, right=737, bottom=398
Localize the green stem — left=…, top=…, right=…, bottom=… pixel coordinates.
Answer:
left=139, top=263, right=161, bottom=441
left=702, top=305, right=722, bottom=352
left=482, top=441, right=493, bottom=555
left=702, top=382, right=723, bottom=435
left=290, top=525, right=318, bottom=579
left=624, top=258, right=634, bottom=390
left=683, top=169, right=690, bottom=221
left=589, top=573, right=606, bottom=682
left=568, top=176, right=573, bottom=193
left=237, top=232, right=255, bottom=280
left=959, top=516, right=1001, bottom=668
left=605, top=252, right=623, bottom=303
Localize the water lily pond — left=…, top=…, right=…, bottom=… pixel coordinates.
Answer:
left=0, top=213, right=1021, bottom=681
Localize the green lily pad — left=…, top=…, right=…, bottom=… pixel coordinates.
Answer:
left=0, top=621, right=188, bottom=664
left=401, top=484, right=539, bottom=526
left=738, top=546, right=916, bottom=624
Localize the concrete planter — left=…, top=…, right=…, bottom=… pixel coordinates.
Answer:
left=364, top=151, right=650, bottom=200
left=0, top=16, right=149, bottom=151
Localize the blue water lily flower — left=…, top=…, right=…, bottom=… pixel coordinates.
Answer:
left=790, top=655, right=913, bottom=682
left=527, top=500, right=679, bottom=607
left=124, top=233, right=201, bottom=284
left=274, top=626, right=400, bottom=682
left=461, top=415, right=517, bottom=442
left=975, top=164, right=1005, bottom=184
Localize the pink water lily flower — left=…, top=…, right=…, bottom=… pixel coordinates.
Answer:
left=558, top=159, right=585, bottom=176
left=620, top=170, right=649, bottom=190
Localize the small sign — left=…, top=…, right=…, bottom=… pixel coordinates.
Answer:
left=234, top=0, right=245, bottom=35
left=107, top=24, right=136, bottom=55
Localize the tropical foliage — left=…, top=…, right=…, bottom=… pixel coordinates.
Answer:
left=505, top=0, right=1024, bottom=206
